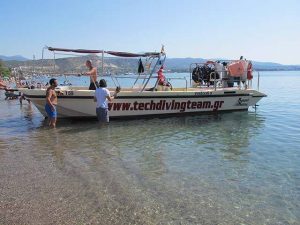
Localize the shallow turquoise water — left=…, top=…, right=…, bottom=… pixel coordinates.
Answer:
left=0, top=71, right=299, bottom=224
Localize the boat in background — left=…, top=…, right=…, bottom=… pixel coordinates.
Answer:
left=19, top=46, right=266, bottom=119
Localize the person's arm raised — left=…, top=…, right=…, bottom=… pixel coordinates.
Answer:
left=106, top=87, right=120, bottom=101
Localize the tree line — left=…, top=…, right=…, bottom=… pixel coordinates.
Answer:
left=0, top=60, right=11, bottom=77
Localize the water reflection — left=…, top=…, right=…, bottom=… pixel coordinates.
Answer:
left=26, top=111, right=266, bottom=176
left=20, top=103, right=33, bottom=120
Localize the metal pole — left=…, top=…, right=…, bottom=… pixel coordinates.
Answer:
left=33, top=54, right=35, bottom=74
left=141, top=54, right=166, bottom=92
left=189, top=63, right=193, bottom=87
left=257, top=71, right=260, bottom=91
left=214, top=72, right=217, bottom=91
left=133, top=73, right=141, bottom=86
left=53, top=52, right=56, bottom=71
left=41, top=47, right=45, bottom=73
left=102, top=50, right=104, bottom=77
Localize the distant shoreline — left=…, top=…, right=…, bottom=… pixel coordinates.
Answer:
left=2, top=56, right=300, bottom=75
left=167, top=69, right=300, bottom=73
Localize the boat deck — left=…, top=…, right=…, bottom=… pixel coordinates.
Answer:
left=56, top=86, right=249, bottom=93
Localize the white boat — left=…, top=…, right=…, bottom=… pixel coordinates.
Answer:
left=19, top=47, right=266, bottom=119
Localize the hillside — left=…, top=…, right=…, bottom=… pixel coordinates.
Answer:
left=3, top=55, right=300, bottom=74
left=0, top=55, right=28, bottom=61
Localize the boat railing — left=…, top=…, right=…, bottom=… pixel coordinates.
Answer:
left=167, top=77, right=188, bottom=91
left=110, top=73, right=121, bottom=87
left=256, top=70, right=260, bottom=91
left=210, top=70, right=246, bottom=91
left=133, top=55, right=159, bottom=86
left=104, top=55, right=166, bottom=92
left=141, top=54, right=166, bottom=92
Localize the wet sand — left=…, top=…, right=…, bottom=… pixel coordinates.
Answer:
left=0, top=134, right=217, bottom=225
left=1, top=140, right=165, bottom=225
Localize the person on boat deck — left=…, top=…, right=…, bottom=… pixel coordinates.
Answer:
left=156, top=66, right=170, bottom=91
left=94, top=79, right=120, bottom=124
left=83, top=60, right=98, bottom=90
left=45, top=78, right=58, bottom=128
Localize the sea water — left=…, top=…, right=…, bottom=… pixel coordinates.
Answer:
left=0, top=71, right=299, bottom=224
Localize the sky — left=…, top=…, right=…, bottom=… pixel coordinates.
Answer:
left=1, top=0, right=300, bottom=64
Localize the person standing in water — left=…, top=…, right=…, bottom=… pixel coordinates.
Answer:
left=83, top=60, right=97, bottom=90
left=94, top=79, right=120, bottom=124
left=45, top=78, right=58, bottom=128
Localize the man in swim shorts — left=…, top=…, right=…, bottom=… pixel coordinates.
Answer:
left=45, top=78, right=58, bottom=128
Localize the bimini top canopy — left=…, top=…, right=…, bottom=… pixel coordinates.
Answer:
left=47, top=47, right=161, bottom=57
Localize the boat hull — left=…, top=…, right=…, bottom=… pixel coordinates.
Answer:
left=20, top=88, right=266, bottom=119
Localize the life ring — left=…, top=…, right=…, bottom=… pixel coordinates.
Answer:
left=247, top=61, right=253, bottom=80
